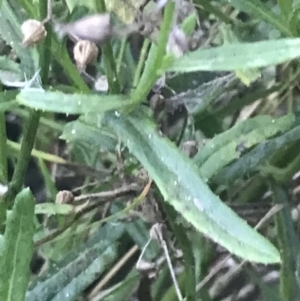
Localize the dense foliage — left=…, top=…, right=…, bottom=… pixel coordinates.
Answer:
left=1, top=0, right=300, bottom=301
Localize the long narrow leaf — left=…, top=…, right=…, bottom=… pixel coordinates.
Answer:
left=269, top=180, right=300, bottom=300
left=26, top=223, right=124, bottom=301
left=62, top=119, right=117, bottom=152
left=228, top=0, right=291, bottom=36
left=164, top=38, right=300, bottom=73
left=103, top=110, right=280, bottom=263
left=213, top=124, right=300, bottom=184
left=17, top=89, right=129, bottom=114
left=0, top=188, right=35, bottom=301
left=194, top=114, right=294, bottom=180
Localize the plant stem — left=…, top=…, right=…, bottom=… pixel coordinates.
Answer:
left=129, top=1, right=175, bottom=109
left=95, top=0, right=121, bottom=94
left=3, top=110, right=41, bottom=208
left=39, top=0, right=51, bottom=82
left=116, top=38, right=127, bottom=74
left=132, top=38, right=150, bottom=89
left=1, top=0, right=51, bottom=211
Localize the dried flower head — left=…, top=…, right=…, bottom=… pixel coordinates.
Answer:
left=56, top=190, right=74, bottom=204
left=73, top=40, right=99, bottom=72
left=21, top=19, right=47, bottom=47
left=54, top=13, right=112, bottom=44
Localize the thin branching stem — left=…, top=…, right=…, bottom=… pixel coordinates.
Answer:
left=1, top=0, right=52, bottom=211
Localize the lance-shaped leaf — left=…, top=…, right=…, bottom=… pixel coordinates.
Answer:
left=269, top=180, right=300, bottom=300
left=194, top=114, right=294, bottom=181
left=16, top=89, right=130, bottom=114
left=0, top=188, right=35, bottom=301
left=26, top=223, right=124, bottom=301
left=103, top=110, right=280, bottom=263
left=0, top=56, right=22, bottom=86
left=62, top=118, right=117, bottom=152
left=163, top=38, right=300, bottom=73
left=213, top=124, right=300, bottom=185
left=226, top=0, right=291, bottom=35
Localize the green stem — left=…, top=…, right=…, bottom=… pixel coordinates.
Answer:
left=3, top=110, right=41, bottom=208
left=1, top=0, right=51, bottom=210
left=39, top=0, right=51, bottom=83
left=0, top=112, right=7, bottom=184
left=95, top=0, right=121, bottom=94
left=116, top=38, right=127, bottom=74
left=132, top=39, right=150, bottom=89
left=269, top=179, right=300, bottom=300
left=129, top=1, right=175, bottom=109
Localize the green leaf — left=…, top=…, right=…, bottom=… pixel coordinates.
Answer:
left=37, top=159, right=58, bottom=200
left=104, top=110, right=280, bottom=263
left=194, top=114, right=294, bottom=180
left=0, top=101, right=18, bottom=112
left=0, top=188, right=35, bottom=301
left=0, top=56, right=23, bottom=85
left=278, top=0, right=293, bottom=18
left=227, top=0, right=291, bottom=36
left=16, top=89, right=130, bottom=114
left=213, top=124, right=300, bottom=185
left=269, top=180, right=300, bottom=300
left=166, top=73, right=238, bottom=116
left=220, top=24, right=261, bottom=86
left=0, top=91, right=19, bottom=112
left=35, top=203, right=74, bottom=215
left=181, top=12, right=197, bottom=35
left=61, top=119, right=117, bottom=151
left=0, top=56, right=21, bottom=73
left=164, top=38, right=300, bottom=73
left=27, top=223, right=124, bottom=301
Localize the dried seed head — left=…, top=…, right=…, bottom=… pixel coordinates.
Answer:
left=21, top=19, right=47, bottom=47
left=167, top=27, right=188, bottom=58
left=136, top=167, right=150, bottom=185
left=73, top=40, right=99, bottom=72
left=56, top=190, right=74, bottom=204
left=54, top=13, right=112, bottom=44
